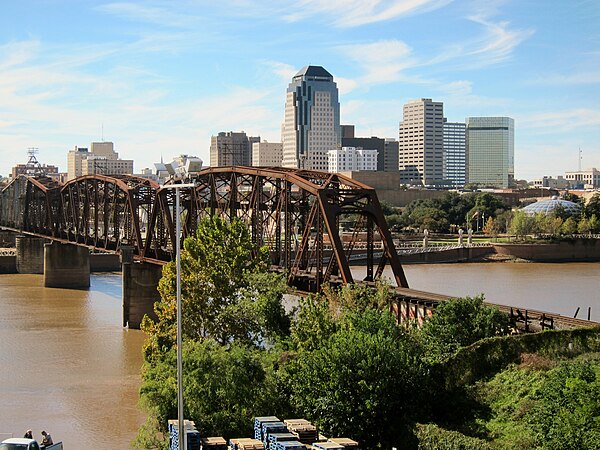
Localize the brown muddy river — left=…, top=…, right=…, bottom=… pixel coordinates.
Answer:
left=0, top=273, right=145, bottom=449
left=0, top=263, right=598, bottom=449
left=352, top=261, right=600, bottom=321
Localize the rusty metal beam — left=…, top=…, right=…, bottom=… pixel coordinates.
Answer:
left=0, top=168, right=408, bottom=293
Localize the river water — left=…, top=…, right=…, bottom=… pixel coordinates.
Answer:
left=0, top=263, right=599, bottom=448
left=352, top=262, right=600, bottom=322
left=0, top=273, right=145, bottom=449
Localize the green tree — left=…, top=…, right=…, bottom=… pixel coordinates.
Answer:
left=138, top=340, right=284, bottom=445
left=142, top=215, right=290, bottom=358
left=563, top=192, right=584, bottom=205
left=578, top=216, right=591, bottom=234
left=493, top=210, right=512, bottom=234
left=290, top=294, right=338, bottom=352
left=290, top=282, right=392, bottom=353
left=285, top=308, right=426, bottom=450
left=409, top=206, right=450, bottom=232
left=589, top=214, right=599, bottom=233
left=509, top=210, right=537, bottom=239
left=467, top=193, right=509, bottom=224
left=536, top=213, right=563, bottom=236
left=438, top=192, right=476, bottom=228
left=530, top=360, right=600, bottom=450
left=561, top=217, right=577, bottom=235
left=586, top=193, right=600, bottom=218
left=137, top=216, right=291, bottom=447
left=419, top=296, right=510, bottom=359
left=385, top=213, right=404, bottom=231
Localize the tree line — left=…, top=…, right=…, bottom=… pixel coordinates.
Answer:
left=384, top=191, right=600, bottom=237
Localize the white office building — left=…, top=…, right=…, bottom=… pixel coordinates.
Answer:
left=399, top=98, right=444, bottom=185
left=252, top=141, right=283, bottom=167
left=328, top=147, right=378, bottom=173
left=67, top=142, right=133, bottom=180
left=565, top=168, right=600, bottom=189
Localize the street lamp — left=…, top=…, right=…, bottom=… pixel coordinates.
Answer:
left=161, top=182, right=196, bottom=450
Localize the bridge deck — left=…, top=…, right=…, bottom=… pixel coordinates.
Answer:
left=393, top=286, right=597, bottom=330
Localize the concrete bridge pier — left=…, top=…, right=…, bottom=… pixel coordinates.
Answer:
left=122, top=253, right=161, bottom=329
left=16, top=235, right=45, bottom=274
left=43, top=241, right=90, bottom=288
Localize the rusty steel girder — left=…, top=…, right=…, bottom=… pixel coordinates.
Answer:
left=144, top=167, right=408, bottom=290
left=0, top=175, right=62, bottom=235
left=0, top=168, right=408, bottom=291
left=59, top=175, right=158, bottom=253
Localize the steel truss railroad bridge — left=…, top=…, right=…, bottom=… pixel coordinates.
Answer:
left=0, top=167, right=406, bottom=291
left=0, top=167, right=593, bottom=330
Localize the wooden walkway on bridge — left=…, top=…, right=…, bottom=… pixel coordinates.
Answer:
left=392, top=286, right=596, bottom=331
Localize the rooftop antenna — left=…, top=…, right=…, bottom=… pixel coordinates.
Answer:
left=101, top=123, right=104, bottom=142
left=578, top=147, right=582, bottom=171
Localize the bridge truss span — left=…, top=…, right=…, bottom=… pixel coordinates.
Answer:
left=0, top=167, right=408, bottom=292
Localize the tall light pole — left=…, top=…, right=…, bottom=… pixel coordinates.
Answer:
left=161, top=182, right=196, bottom=450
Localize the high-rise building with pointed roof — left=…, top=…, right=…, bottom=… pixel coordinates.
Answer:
left=281, top=65, right=341, bottom=170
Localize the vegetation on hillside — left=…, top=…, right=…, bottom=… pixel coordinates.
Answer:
left=135, top=215, right=600, bottom=450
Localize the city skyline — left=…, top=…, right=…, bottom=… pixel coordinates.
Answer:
left=1, top=0, right=598, bottom=180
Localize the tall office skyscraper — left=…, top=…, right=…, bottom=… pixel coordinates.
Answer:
left=252, top=141, right=283, bottom=167
left=210, top=131, right=260, bottom=167
left=281, top=66, right=341, bottom=170
left=67, top=142, right=133, bottom=180
left=443, top=120, right=467, bottom=187
left=398, top=98, right=444, bottom=185
left=466, top=117, right=514, bottom=188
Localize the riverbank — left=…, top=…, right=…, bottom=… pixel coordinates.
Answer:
left=393, top=238, right=600, bottom=264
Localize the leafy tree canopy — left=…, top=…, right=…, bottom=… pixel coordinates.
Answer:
left=586, top=193, right=600, bottom=218
left=285, top=306, right=426, bottom=449
left=562, top=192, right=584, bottom=205
left=467, top=193, right=509, bottom=225
left=419, top=295, right=510, bottom=360
left=509, top=210, right=537, bottom=239
left=139, top=339, right=285, bottom=442
left=142, top=215, right=290, bottom=359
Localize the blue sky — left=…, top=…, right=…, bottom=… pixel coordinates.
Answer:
left=1, top=0, right=598, bottom=180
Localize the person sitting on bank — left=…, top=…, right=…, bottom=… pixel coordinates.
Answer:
left=40, top=430, right=53, bottom=448
left=23, top=430, right=33, bottom=439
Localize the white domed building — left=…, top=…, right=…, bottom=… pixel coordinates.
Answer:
left=521, top=196, right=582, bottom=216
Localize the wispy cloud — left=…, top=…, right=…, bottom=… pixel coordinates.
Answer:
left=529, top=72, right=600, bottom=86
left=0, top=40, right=40, bottom=70
left=264, top=61, right=298, bottom=83
left=440, top=80, right=473, bottom=96
left=0, top=35, right=286, bottom=174
left=339, top=40, right=430, bottom=89
left=517, top=109, right=600, bottom=132
left=332, top=9, right=533, bottom=91
left=467, top=15, right=535, bottom=65
left=97, top=2, right=199, bottom=28
left=283, top=0, right=453, bottom=27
